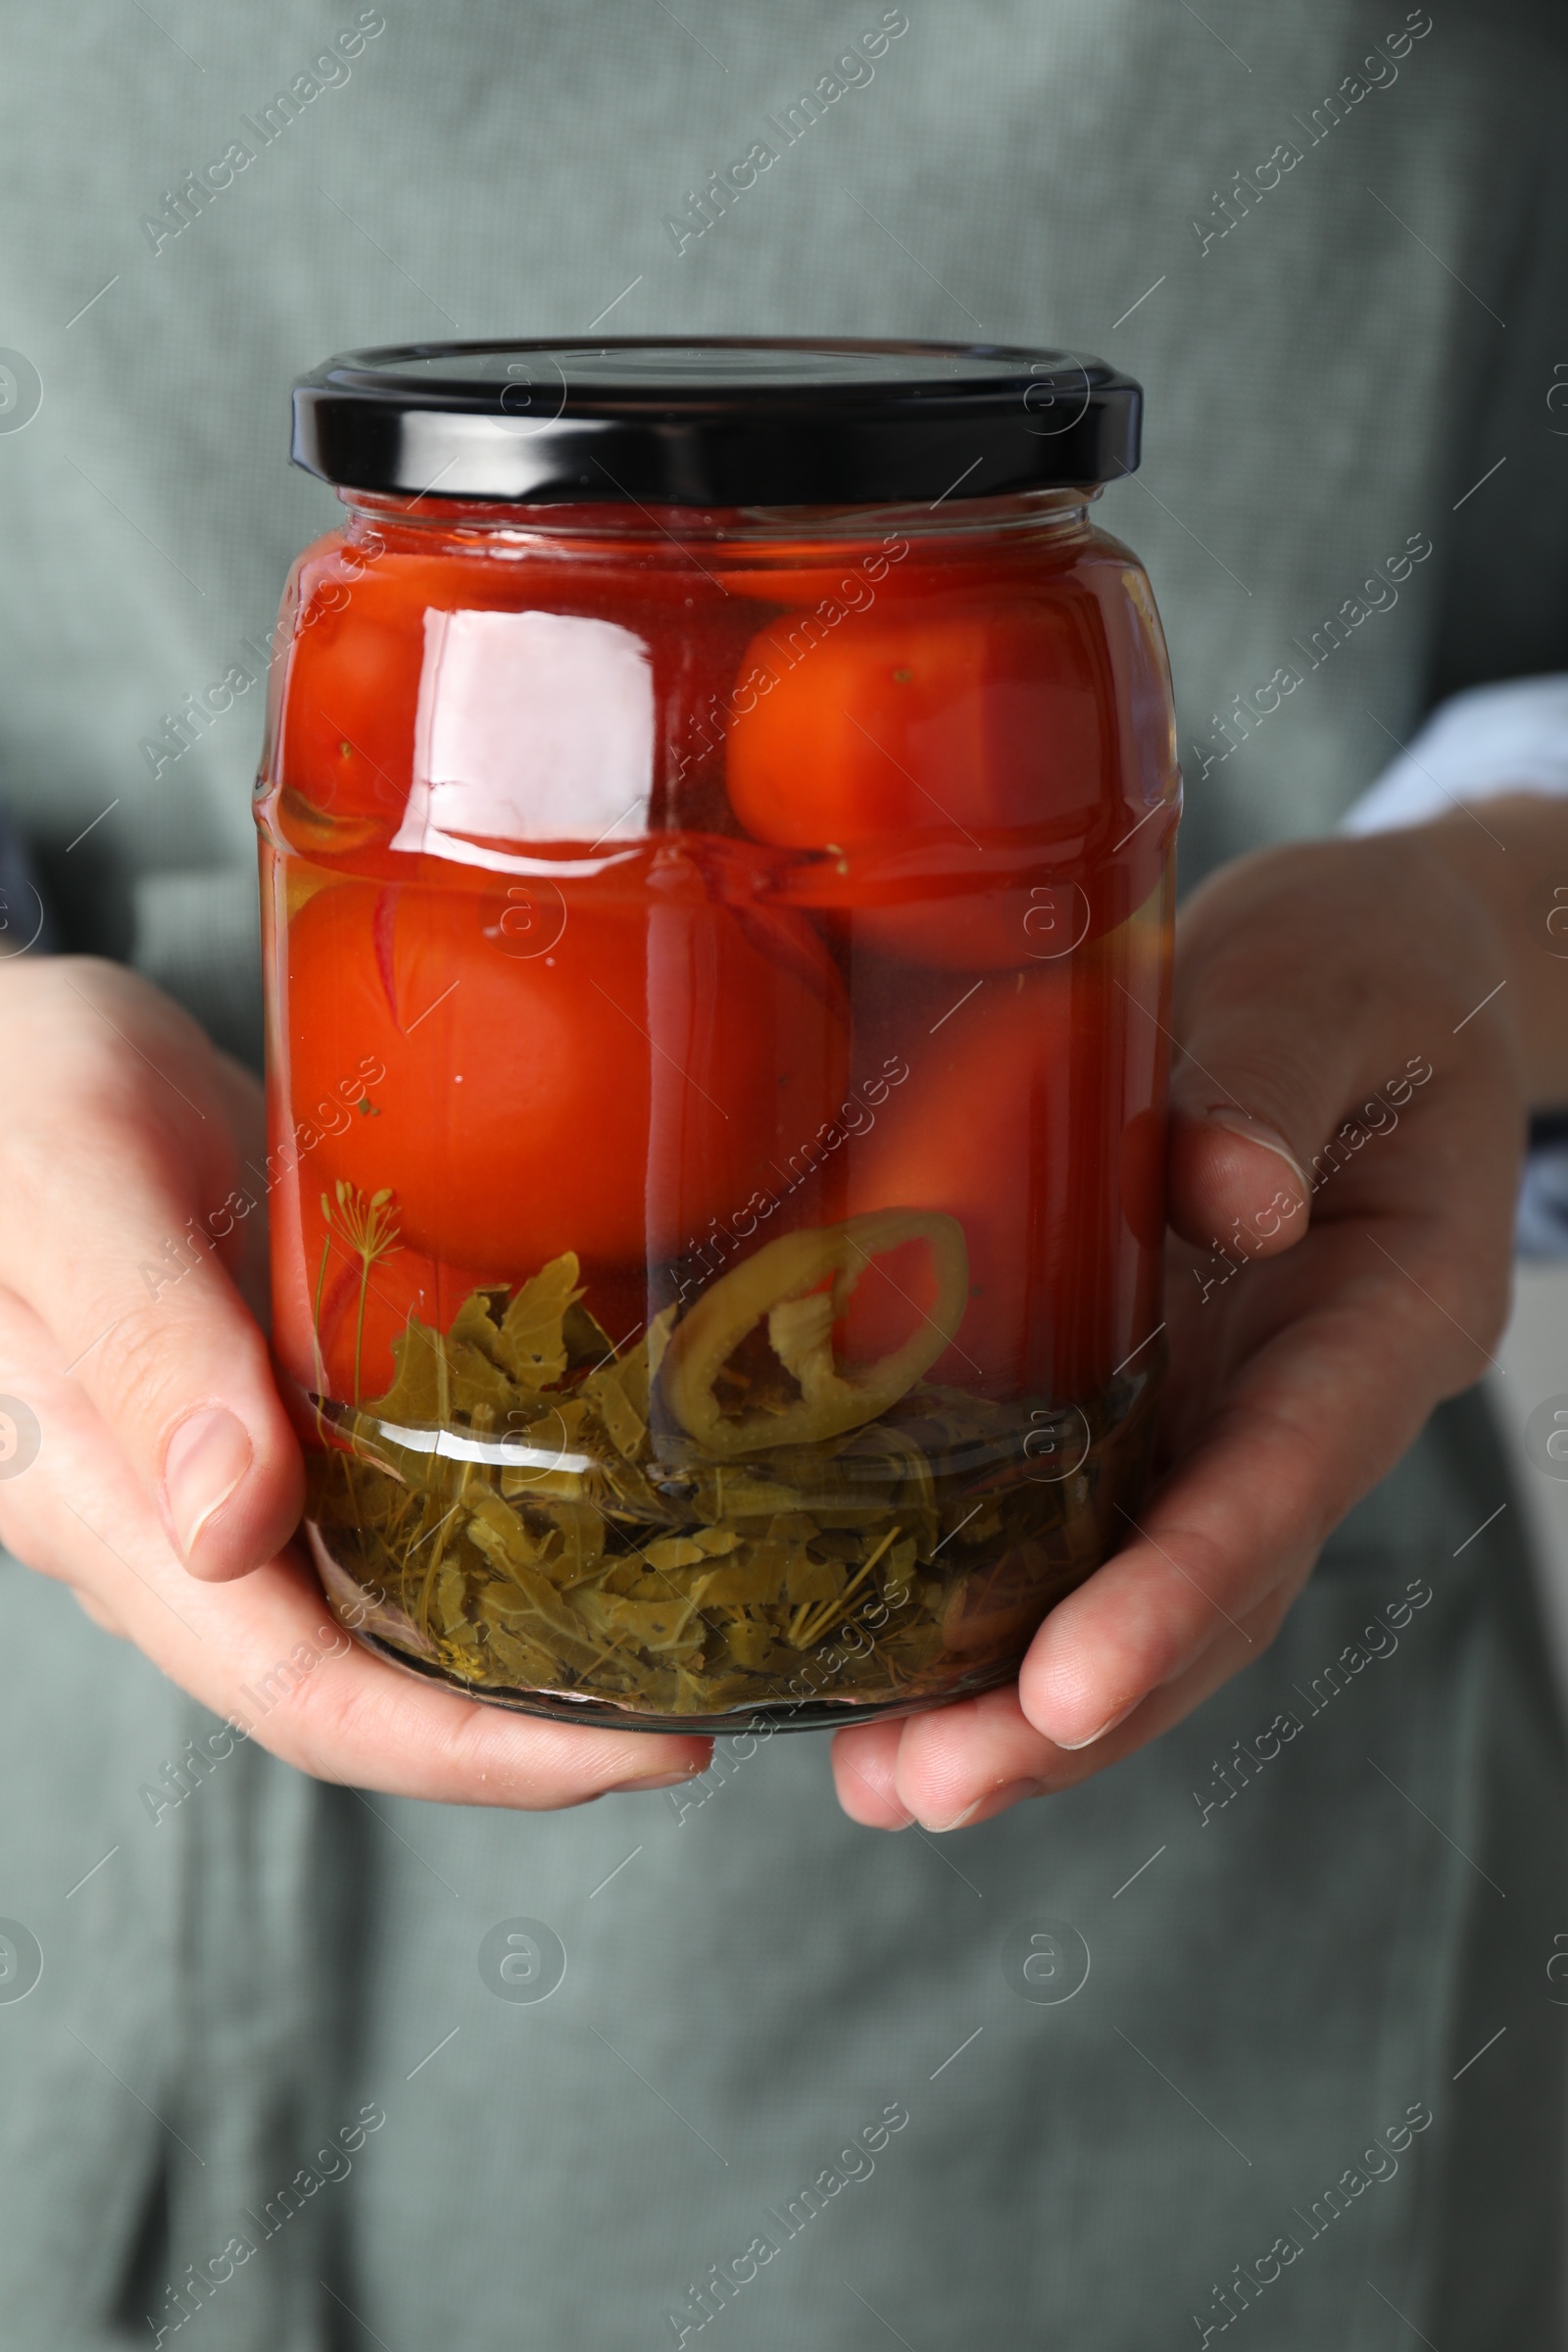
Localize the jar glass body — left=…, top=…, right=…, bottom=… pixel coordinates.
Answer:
left=257, top=486, right=1179, bottom=1730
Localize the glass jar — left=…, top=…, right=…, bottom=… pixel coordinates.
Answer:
left=260, top=340, right=1178, bottom=1731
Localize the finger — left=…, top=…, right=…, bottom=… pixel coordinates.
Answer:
left=1167, top=1106, right=1311, bottom=1262
left=206, top=1045, right=276, bottom=1323
left=836, top=1592, right=1287, bottom=1831
left=1019, top=1416, right=1341, bottom=1750
left=0, top=960, right=302, bottom=1581
left=212, top=1551, right=711, bottom=1807
left=835, top=1223, right=1492, bottom=1824
left=830, top=1716, right=913, bottom=1829
left=836, top=1684, right=1034, bottom=1830
left=0, top=1297, right=710, bottom=1807
left=1164, top=837, right=1462, bottom=1255
left=1019, top=1225, right=1484, bottom=1748
left=71, top=1588, right=130, bottom=1639
left=130, top=1544, right=711, bottom=1808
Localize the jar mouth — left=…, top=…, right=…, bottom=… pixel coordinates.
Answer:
left=337, top=482, right=1098, bottom=552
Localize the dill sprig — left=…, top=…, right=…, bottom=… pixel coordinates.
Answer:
left=318, top=1181, right=403, bottom=1405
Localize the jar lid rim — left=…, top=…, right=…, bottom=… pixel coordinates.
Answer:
left=290, top=337, right=1141, bottom=506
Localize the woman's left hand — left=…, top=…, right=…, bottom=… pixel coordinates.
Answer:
left=832, top=825, right=1527, bottom=1830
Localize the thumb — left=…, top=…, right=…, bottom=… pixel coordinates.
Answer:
left=9, top=1162, right=306, bottom=1584
left=1163, top=880, right=1342, bottom=1261
left=0, top=961, right=303, bottom=1583
left=1161, top=844, right=1417, bottom=1265
left=1167, top=1098, right=1313, bottom=1264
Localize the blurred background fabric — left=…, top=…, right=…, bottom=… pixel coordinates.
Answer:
left=1, top=5, right=1566, bottom=2348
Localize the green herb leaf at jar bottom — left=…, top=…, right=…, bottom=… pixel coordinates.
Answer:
left=300, top=1250, right=1160, bottom=1727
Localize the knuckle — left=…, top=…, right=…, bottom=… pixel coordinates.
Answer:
left=90, top=1298, right=212, bottom=1435
left=6, top=1102, right=187, bottom=1239
left=0, top=973, right=233, bottom=1209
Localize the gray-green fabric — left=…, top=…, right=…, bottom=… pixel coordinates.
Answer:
left=0, top=3, right=1565, bottom=2345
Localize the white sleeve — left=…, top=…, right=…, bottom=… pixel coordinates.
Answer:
left=1340, top=672, right=1568, bottom=1258
left=1342, top=674, right=1568, bottom=836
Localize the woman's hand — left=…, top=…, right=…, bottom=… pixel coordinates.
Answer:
left=833, top=824, right=1532, bottom=1832
left=0, top=956, right=710, bottom=1804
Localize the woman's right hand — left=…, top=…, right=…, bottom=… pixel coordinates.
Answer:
left=0, top=956, right=710, bottom=1804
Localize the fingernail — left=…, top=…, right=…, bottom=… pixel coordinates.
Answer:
left=1204, top=1106, right=1309, bottom=1197
left=1053, top=1696, right=1140, bottom=1752
left=931, top=1800, right=983, bottom=1832
left=609, top=1763, right=708, bottom=1793
left=164, top=1405, right=253, bottom=1561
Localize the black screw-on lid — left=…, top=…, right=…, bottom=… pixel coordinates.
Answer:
left=290, top=338, right=1141, bottom=507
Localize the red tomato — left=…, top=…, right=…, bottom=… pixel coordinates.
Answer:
left=276, top=534, right=762, bottom=838
left=277, top=850, right=850, bottom=1284
left=721, top=553, right=1181, bottom=971
left=724, top=596, right=1146, bottom=972
left=843, top=968, right=1148, bottom=1400
left=727, top=599, right=1111, bottom=847
left=276, top=536, right=427, bottom=823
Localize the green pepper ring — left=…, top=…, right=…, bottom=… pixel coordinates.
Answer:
left=660, top=1209, right=969, bottom=1456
